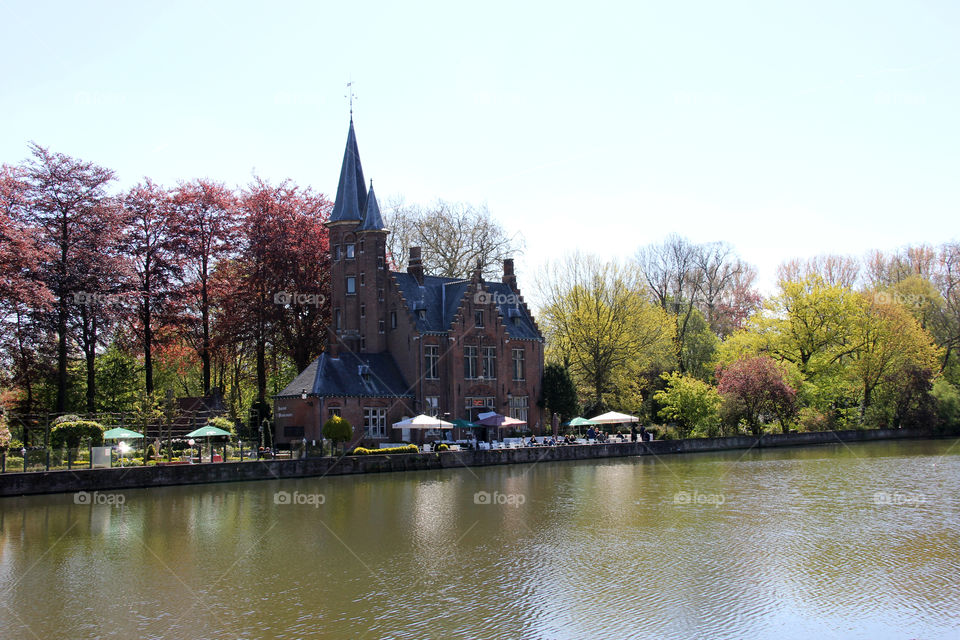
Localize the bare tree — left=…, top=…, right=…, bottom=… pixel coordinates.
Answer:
left=383, top=199, right=523, bottom=279
left=778, top=254, right=861, bottom=289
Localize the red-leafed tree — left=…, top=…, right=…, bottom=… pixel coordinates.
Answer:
left=717, top=356, right=797, bottom=435
left=222, top=178, right=332, bottom=424
left=0, top=164, right=54, bottom=412
left=19, top=144, right=116, bottom=412
left=170, top=179, right=238, bottom=396
left=121, top=180, right=182, bottom=395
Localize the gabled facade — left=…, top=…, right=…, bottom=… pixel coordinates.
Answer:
left=274, top=119, right=544, bottom=447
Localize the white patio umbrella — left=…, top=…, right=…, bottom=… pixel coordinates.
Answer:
left=589, top=411, right=640, bottom=424
left=392, top=414, right=455, bottom=429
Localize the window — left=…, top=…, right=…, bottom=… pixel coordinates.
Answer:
left=333, top=245, right=341, bottom=261
left=464, top=346, right=478, bottom=379
left=425, top=345, right=440, bottom=379
left=482, top=346, right=496, bottom=379
left=509, top=396, right=528, bottom=422
left=359, top=240, right=364, bottom=254
left=417, top=309, right=426, bottom=320
left=465, top=396, right=495, bottom=410
left=360, top=335, right=366, bottom=350
left=378, top=256, right=384, bottom=269
left=360, top=272, right=365, bottom=287
left=346, top=277, right=356, bottom=294
left=334, top=308, right=342, bottom=330
left=364, top=407, right=387, bottom=437
left=378, top=288, right=384, bottom=302
left=360, top=304, right=366, bottom=319
left=425, top=396, right=439, bottom=416
left=328, top=407, right=342, bottom=419
left=345, top=243, right=355, bottom=259
left=512, top=349, right=525, bottom=381
left=475, top=310, right=484, bottom=327
left=390, top=311, right=397, bottom=329
left=378, top=319, right=385, bottom=334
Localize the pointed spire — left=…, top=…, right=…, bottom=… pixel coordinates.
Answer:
left=358, top=179, right=386, bottom=231
left=329, top=118, right=367, bottom=223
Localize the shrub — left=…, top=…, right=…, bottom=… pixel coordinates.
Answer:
left=322, top=416, right=353, bottom=454
left=206, top=416, right=237, bottom=435
left=797, top=407, right=833, bottom=432
left=145, top=444, right=157, bottom=460
left=654, top=373, right=722, bottom=438
left=50, top=420, right=105, bottom=449
left=350, top=444, right=419, bottom=455
left=0, top=413, right=10, bottom=451
left=436, top=443, right=449, bottom=451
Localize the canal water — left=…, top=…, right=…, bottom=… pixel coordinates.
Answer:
left=1, top=439, right=958, bottom=639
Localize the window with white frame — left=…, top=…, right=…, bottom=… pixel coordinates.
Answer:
left=509, top=396, right=528, bottom=422
left=425, top=396, right=439, bottom=416
left=464, top=345, right=478, bottom=379
left=364, top=407, right=387, bottom=437
left=482, top=346, right=496, bottom=379
left=512, top=348, right=525, bottom=381
left=425, top=345, right=440, bottom=379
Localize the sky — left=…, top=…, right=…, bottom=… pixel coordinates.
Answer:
left=2, top=0, right=958, bottom=305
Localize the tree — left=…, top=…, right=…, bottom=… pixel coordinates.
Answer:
left=322, top=415, right=352, bottom=455
left=717, top=356, right=797, bottom=435
left=539, top=363, right=579, bottom=426
left=19, top=144, right=117, bottom=412
left=384, top=200, right=522, bottom=279
left=121, top=179, right=181, bottom=395
left=171, top=179, right=237, bottom=396
left=654, top=373, right=722, bottom=438
left=538, top=253, right=674, bottom=410
left=50, top=418, right=104, bottom=449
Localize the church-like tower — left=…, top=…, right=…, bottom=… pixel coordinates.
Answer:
left=325, top=118, right=390, bottom=356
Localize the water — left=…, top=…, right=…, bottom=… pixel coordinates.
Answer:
left=1, top=439, right=959, bottom=639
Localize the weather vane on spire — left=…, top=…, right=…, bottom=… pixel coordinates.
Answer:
left=346, top=81, right=357, bottom=117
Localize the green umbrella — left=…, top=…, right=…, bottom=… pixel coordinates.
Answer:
left=103, top=427, right=145, bottom=440
left=185, top=426, right=232, bottom=438
left=451, top=419, right=480, bottom=428
left=564, top=417, right=598, bottom=427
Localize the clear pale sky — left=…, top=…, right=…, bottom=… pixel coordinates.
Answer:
left=2, top=1, right=958, bottom=300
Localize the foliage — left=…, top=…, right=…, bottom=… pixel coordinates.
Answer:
left=717, top=356, right=797, bottom=435
left=539, top=253, right=674, bottom=409
left=206, top=415, right=237, bottom=435
left=539, top=363, right=579, bottom=423
left=322, top=415, right=353, bottom=452
left=52, top=414, right=82, bottom=426
left=0, top=412, right=11, bottom=450
left=932, top=379, right=960, bottom=433
left=50, top=419, right=105, bottom=448
left=351, top=444, right=419, bottom=455
left=653, top=373, right=722, bottom=438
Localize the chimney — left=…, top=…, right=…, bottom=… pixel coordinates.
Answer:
left=327, top=327, right=340, bottom=359
left=502, top=258, right=517, bottom=290
left=408, top=246, right=424, bottom=285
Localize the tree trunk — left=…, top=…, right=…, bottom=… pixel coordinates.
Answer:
left=56, top=297, right=68, bottom=413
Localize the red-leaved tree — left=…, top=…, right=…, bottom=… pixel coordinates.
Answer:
left=717, top=356, right=797, bottom=435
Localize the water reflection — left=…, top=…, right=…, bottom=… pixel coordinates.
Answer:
left=0, top=439, right=958, bottom=639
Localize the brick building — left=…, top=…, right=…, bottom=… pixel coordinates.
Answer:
left=274, top=119, right=544, bottom=447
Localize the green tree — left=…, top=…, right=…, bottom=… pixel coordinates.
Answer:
left=322, top=415, right=352, bottom=455
left=50, top=419, right=104, bottom=448
left=539, top=363, right=579, bottom=427
left=654, top=373, right=722, bottom=438
left=538, top=253, right=674, bottom=410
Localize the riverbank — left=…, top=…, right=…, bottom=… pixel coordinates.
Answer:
left=0, top=427, right=943, bottom=497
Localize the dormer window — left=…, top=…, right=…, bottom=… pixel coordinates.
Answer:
left=346, top=243, right=355, bottom=259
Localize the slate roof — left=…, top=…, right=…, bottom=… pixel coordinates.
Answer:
left=357, top=183, right=385, bottom=231
left=329, top=118, right=367, bottom=223
left=391, top=272, right=542, bottom=340
left=277, top=351, right=413, bottom=398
